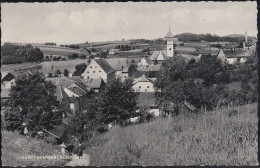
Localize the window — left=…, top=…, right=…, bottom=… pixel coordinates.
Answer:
left=87, top=71, right=89, bottom=73
left=99, top=71, right=101, bottom=73
left=87, top=76, right=89, bottom=79
left=169, top=48, right=171, bottom=50
left=139, top=86, right=141, bottom=88
left=147, top=86, right=149, bottom=88
left=95, top=66, right=97, bottom=68
left=90, top=66, right=92, bottom=68
left=93, top=71, right=95, bottom=73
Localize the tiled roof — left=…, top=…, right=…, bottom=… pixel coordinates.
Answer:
left=144, top=57, right=153, bottom=65
left=106, top=58, right=129, bottom=71
left=67, top=87, right=88, bottom=97
left=55, top=86, right=68, bottom=102
left=183, top=100, right=196, bottom=111
left=137, top=64, right=161, bottom=72
left=10, top=70, right=33, bottom=79
left=136, top=92, right=156, bottom=107
left=95, top=59, right=114, bottom=74
left=223, top=49, right=251, bottom=58
left=86, top=78, right=103, bottom=89
left=56, top=77, right=91, bottom=92
left=150, top=50, right=169, bottom=61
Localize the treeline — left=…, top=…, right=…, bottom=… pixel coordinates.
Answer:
left=174, top=33, right=245, bottom=42
left=1, top=43, right=43, bottom=64
left=60, top=44, right=80, bottom=49
left=45, top=42, right=56, bottom=46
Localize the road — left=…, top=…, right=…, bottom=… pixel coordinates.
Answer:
left=65, top=153, right=90, bottom=166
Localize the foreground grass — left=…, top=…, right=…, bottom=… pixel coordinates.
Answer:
left=1, top=131, right=70, bottom=166
left=86, top=104, right=258, bottom=166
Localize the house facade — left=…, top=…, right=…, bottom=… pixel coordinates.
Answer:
left=132, top=75, right=155, bottom=92
left=82, top=59, right=115, bottom=83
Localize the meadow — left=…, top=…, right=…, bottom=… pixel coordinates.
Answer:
left=85, top=103, right=258, bottom=166
left=33, top=45, right=86, bottom=56
left=1, top=130, right=70, bottom=166
left=1, top=62, right=42, bottom=72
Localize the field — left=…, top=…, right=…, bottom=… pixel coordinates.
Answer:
left=33, top=45, right=86, bottom=56
left=86, top=104, right=258, bottom=166
left=42, top=59, right=88, bottom=75
left=1, top=130, right=70, bottom=166
left=76, top=40, right=131, bottom=49
left=1, top=62, right=42, bottom=72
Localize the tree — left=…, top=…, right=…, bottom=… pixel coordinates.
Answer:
left=73, top=63, right=87, bottom=76
left=95, top=78, right=138, bottom=126
left=26, top=48, right=44, bottom=62
left=64, top=69, right=69, bottom=77
left=128, top=64, right=137, bottom=77
left=56, top=69, right=61, bottom=76
left=4, top=73, right=62, bottom=135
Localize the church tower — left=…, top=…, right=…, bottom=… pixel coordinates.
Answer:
left=166, top=27, right=174, bottom=58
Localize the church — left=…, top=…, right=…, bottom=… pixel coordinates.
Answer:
left=149, top=27, right=178, bottom=63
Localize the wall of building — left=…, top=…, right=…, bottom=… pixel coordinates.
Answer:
left=132, top=81, right=155, bottom=92
left=82, top=60, right=108, bottom=82
left=167, top=40, right=174, bottom=58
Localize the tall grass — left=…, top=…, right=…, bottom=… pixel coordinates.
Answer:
left=1, top=131, right=70, bottom=166
left=86, top=104, right=258, bottom=166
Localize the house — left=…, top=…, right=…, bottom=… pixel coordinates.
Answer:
left=149, top=50, right=169, bottom=63
left=161, top=100, right=196, bottom=116
left=82, top=59, right=115, bottom=83
left=217, top=48, right=251, bottom=65
left=1, top=70, right=33, bottom=89
left=132, top=74, right=155, bottom=92
left=109, top=49, right=120, bottom=55
left=138, top=57, right=153, bottom=66
left=137, top=64, right=161, bottom=78
left=86, top=78, right=105, bottom=93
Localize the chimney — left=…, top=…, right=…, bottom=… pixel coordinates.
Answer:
left=245, top=31, right=248, bottom=43
left=243, top=41, right=246, bottom=52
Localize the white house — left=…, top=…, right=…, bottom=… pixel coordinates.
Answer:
left=132, top=74, right=155, bottom=92
left=82, top=59, right=115, bottom=83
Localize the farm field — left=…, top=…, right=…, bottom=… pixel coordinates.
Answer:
left=42, top=59, right=88, bottom=75
left=33, top=45, right=87, bottom=56
left=1, top=130, right=69, bottom=166
left=77, top=40, right=131, bottom=49
left=86, top=104, right=258, bottom=166
left=1, top=62, right=42, bottom=72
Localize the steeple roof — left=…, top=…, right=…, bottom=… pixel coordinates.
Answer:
left=165, top=26, right=174, bottom=39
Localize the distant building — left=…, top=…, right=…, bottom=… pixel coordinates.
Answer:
left=86, top=78, right=105, bottom=93
left=217, top=48, right=251, bottom=65
left=82, top=59, right=115, bottom=83
left=132, top=74, right=156, bottom=92
left=109, top=49, right=120, bottom=55
left=106, top=58, right=129, bottom=79
left=149, top=50, right=169, bottom=63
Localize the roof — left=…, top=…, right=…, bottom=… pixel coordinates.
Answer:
left=10, top=70, right=33, bottom=79
left=67, top=86, right=88, bottom=97
left=137, top=92, right=156, bottom=107
left=144, top=57, right=153, bottom=65
left=133, top=74, right=155, bottom=84
left=105, top=58, right=129, bottom=71
left=55, top=77, right=91, bottom=92
left=150, top=50, right=169, bottom=61
left=1, top=89, right=10, bottom=98
left=193, top=49, right=219, bottom=56
left=95, top=59, right=114, bottom=74
left=86, top=78, right=103, bottom=89
left=1, top=72, right=9, bottom=80
left=165, top=28, right=174, bottom=39
left=55, top=86, right=68, bottom=102
left=122, top=66, right=129, bottom=73
left=177, top=54, right=197, bottom=60
left=137, top=64, right=161, bottom=72
left=223, top=49, right=251, bottom=58
left=182, top=100, right=196, bottom=111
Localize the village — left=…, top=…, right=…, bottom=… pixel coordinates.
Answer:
left=1, top=2, right=258, bottom=166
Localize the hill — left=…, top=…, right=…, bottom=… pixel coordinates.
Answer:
left=1, top=130, right=70, bottom=166
left=85, top=104, right=258, bottom=166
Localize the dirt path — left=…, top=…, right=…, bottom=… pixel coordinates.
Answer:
left=65, top=153, right=90, bottom=166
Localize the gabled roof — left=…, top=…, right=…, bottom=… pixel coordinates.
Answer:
left=136, top=92, right=156, bottom=107
left=86, top=78, right=103, bottom=89
left=67, top=86, right=88, bottom=97
left=9, top=70, right=33, bottom=79
left=144, top=57, right=153, bottom=65
left=56, top=77, right=91, bottom=92
left=106, top=58, right=128, bottom=71
left=223, top=49, right=250, bottom=58
left=55, top=86, right=69, bottom=102
left=182, top=100, right=196, bottom=111
left=150, top=50, right=168, bottom=61
left=137, top=64, right=161, bottom=72
left=133, top=74, right=155, bottom=84
left=95, top=59, right=114, bottom=74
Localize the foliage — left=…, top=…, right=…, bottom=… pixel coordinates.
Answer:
left=128, top=64, right=138, bottom=77
left=4, top=73, right=62, bottom=136
left=1, top=43, right=43, bottom=64
left=73, top=63, right=87, bottom=76
left=64, top=69, right=69, bottom=77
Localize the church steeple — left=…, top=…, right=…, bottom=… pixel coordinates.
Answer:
left=166, top=26, right=174, bottom=39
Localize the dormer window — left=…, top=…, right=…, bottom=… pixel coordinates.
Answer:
left=90, top=66, right=92, bottom=68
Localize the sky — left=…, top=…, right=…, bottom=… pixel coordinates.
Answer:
left=1, top=2, right=257, bottom=45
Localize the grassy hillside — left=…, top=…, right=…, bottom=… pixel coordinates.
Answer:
left=86, top=104, right=258, bottom=166
left=1, top=62, right=42, bottom=72
left=32, top=45, right=86, bottom=56
left=1, top=130, right=70, bottom=166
